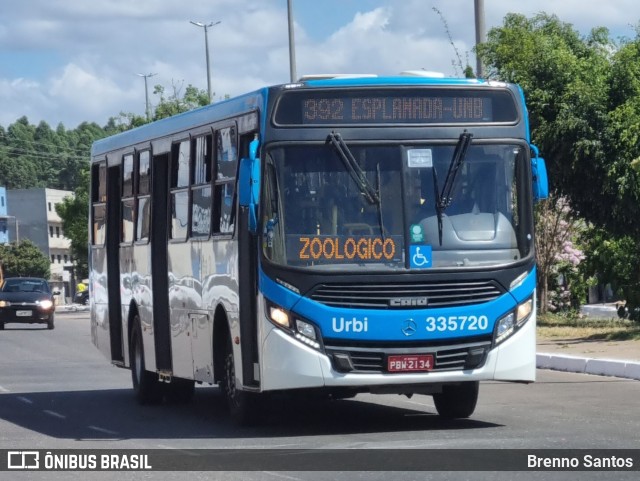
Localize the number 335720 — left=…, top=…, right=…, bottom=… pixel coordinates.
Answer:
left=425, top=315, right=489, bottom=332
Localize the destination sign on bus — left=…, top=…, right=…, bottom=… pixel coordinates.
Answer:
left=288, top=235, right=403, bottom=264
left=274, top=88, right=518, bottom=125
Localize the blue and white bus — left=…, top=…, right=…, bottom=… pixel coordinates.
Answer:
left=90, top=74, right=548, bottom=423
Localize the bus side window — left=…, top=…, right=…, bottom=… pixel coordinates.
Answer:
left=191, top=135, right=213, bottom=238
left=136, top=151, right=151, bottom=242
left=91, top=162, right=107, bottom=246
left=170, top=141, right=190, bottom=241
left=213, top=126, right=238, bottom=234
left=121, top=153, right=135, bottom=243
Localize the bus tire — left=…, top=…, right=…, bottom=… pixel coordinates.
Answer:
left=165, top=377, right=195, bottom=404
left=0, top=321, right=4, bottom=330
left=221, top=335, right=260, bottom=425
left=433, top=381, right=479, bottom=419
left=130, top=315, right=163, bottom=404
left=47, top=315, right=54, bottom=330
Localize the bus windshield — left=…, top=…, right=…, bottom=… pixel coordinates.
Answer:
left=262, top=142, right=532, bottom=271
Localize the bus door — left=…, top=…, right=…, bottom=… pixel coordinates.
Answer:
left=105, top=163, right=124, bottom=363
left=150, top=152, right=172, bottom=373
left=167, top=134, right=212, bottom=381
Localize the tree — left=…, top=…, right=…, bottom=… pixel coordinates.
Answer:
left=56, top=167, right=89, bottom=280
left=535, top=194, right=586, bottom=313
left=0, top=240, right=51, bottom=279
left=0, top=117, right=100, bottom=192
left=152, top=82, right=209, bottom=120
left=477, top=13, right=640, bottom=314
left=476, top=14, right=615, bottom=230
left=109, top=82, right=210, bottom=131
left=581, top=230, right=640, bottom=320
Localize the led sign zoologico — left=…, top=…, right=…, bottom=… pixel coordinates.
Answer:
left=292, top=235, right=399, bottom=263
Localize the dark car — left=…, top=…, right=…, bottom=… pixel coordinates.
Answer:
left=0, top=277, right=56, bottom=330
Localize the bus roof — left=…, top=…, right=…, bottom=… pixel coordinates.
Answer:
left=91, top=87, right=269, bottom=158
left=300, top=75, right=494, bottom=88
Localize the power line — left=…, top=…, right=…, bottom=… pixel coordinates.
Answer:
left=1, top=146, right=88, bottom=162
left=0, top=135, right=91, bottom=155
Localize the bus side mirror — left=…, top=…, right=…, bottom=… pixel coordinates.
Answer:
left=530, top=145, right=548, bottom=201
left=239, top=137, right=261, bottom=233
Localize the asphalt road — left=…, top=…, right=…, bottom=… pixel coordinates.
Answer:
left=1, top=312, right=639, bottom=481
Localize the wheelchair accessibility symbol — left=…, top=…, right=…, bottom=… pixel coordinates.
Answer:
left=410, top=245, right=432, bottom=269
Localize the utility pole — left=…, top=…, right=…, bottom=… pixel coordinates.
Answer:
left=190, top=20, right=221, bottom=103
left=137, top=73, right=157, bottom=121
left=287, top=0, right=297, bottom=82
left=474, top=0, right=486, bottom=78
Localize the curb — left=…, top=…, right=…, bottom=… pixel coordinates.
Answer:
left=537, top=353, right=640, bottom=381
left=56, top=304, right=90, bottom=313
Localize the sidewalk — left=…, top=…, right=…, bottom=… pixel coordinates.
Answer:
left=56, top=303, right=90, bottom=312
left=536, top=337, right=640, bottom=380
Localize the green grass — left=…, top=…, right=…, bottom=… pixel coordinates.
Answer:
left=537, top=311, right=640, bottom=341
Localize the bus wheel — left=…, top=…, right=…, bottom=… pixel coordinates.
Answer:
left=433, top=381, right=479, bottom=419
left=0, top=322, right=4, bottom=330
left=221, top=336, right=260, bottom=425
left=165, top=378, right=195, bottom=404
left=130, top=316, right=163, bottom=404
left=47, top=316, right=54, bottom=330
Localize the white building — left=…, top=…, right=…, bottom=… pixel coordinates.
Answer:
left=6, top=188, right=75, bottom=299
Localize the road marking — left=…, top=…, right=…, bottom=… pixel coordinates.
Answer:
left=43, top=410, right=66, bottom=419
left=404, top=398, right=435, bottom=410
left=88, top=425, right=118, bottom=435
left=0, top=385, right=9, bottom=393
left=264, top=472, right=305, bottom=481
left=17, top=396, right=33, bottom=405
left=155, top=445, right=199, bottom=456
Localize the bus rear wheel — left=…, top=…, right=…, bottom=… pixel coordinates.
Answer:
left=221, top=336, right=260, bottom=425
left=433, top=381, right=479, bottom=419
left=130, top=316, right=163, bottom=404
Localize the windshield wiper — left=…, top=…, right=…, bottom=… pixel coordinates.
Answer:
left=433, top=131, right=473, bottom=245
left=327, top=132, right=380, bottom=205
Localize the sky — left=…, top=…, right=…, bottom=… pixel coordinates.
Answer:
left=0, top=0, right=639, bottom=129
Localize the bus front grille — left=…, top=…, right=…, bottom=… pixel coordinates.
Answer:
left=309, top=280, right=503, bottom=309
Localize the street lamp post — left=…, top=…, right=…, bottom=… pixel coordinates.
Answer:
left=137, top=72, right=157, bottom=121
left=190, top=20, right=221, bottom=103
left=287, top=0, right=297, bottom=82
left=474, top=0, right=486, bottom=78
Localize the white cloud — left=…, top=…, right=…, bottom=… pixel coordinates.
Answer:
left=49, top=63, right=137, bottom=118
left=0, top=0, right=638, bottom=128
left=0, top=78, right=54, bottom=126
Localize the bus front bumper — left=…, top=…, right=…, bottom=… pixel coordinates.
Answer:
left=259, top=317, right=536, bottom=392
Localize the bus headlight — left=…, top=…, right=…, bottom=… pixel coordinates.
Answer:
left=494, top=297, right=534, bottom=345
left=516, top=298, right=533, bottom=326
left=296, top=319, right=317, bottom=340
left=266, top=300, right=322, bottom=350
left=269, top=305, right=290, bottom=328
left=495, top=313, right=515, bottom=344
left=0, top=300, right=11, bottom=307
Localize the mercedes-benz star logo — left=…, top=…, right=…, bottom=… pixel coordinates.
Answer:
left=401, top=319, right=417, bottom=337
